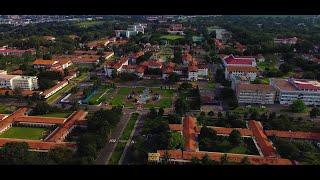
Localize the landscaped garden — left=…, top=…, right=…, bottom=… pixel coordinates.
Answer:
left=198, top=127, right=259, bottom=155
left=0, top=127, right=49, bottom=140
left=109, top=87, right=174, bottom=109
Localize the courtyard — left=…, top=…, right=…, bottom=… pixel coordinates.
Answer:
left=0, top=126, right=49, bottom=140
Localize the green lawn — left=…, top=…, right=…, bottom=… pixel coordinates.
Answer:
left=118, top=87, right=131, bottom=95
left=144, top=98, right=172, bottom=109
left=160, top=35, right=184, bottom=41
left=108, top=142, right=126, bottom=165
left=39, top=112, right=71, bottom=118
left=0, top=127, right=48, bottom=140
left=110, top=95, right=124, bottom=106
left=120, top=113, right=139, bottom=140
left=0, top=104, right=6, bottom=114
left=88, top=86, right=111, bottom=105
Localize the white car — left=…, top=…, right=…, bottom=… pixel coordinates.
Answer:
left=109, top=139, right=117, bottom=143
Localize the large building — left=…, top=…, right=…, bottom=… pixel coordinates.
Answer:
left=235, top=82, right=276, bottom=105
left=225, top=66, right=258, bottom=81
left=115, top=23, right=146, bottom=38
left=222, top=54, right=257, bottom=67
left=0, top=73, right=38, bottom=90
left=0, top=48, right=35, bottom=56
left=270, top=78, right=320, bottom=105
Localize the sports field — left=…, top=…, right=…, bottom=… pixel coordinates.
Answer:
left=0, top=127, right=48, bottom=140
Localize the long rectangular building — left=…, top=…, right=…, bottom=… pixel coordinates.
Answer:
left=270, top=78, right=320, bottom=105
left=235, top=83, right=276, bottom=105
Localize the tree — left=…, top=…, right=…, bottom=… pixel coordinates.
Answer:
left=289, top=99, right=307, bottom=113
left=48, top=147, right=73, bottom=164
left=274, top=138, right=300, bottom=160
left=31, top=101, right=51, bottom=115
left=310, top=107, right=320, bottom=118
left=158, top=108, right=164, bottom=117
left=208, top=111, right=215, bottom=116
left=169, top=132, right=184, bottom=150
left=228, top=130, right=242, bottom=146
left=167, top=73, right=180, bottom=84
left=0, top=142, right=30, bottom=164
left=174, top=98, right=190, bottom=115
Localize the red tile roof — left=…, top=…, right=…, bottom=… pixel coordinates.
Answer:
left=226, top=66, right=258, bottom=73
left=42, top=80, right=68, bottom=97
left=265, top=130, right=320, bottom=141
left=248, top=120, right=278, bottom=157
left=46, top=110, right=87, bottom=142
left=0, top=108, right=28, bottom=131
left=183, top=116, right=197, bottom=152
left=224, top=55, right=255, bottom=65
left=157, top=150, right=293, bottom=165
left=15, top=116, right=66, bottom=125
left=188, top=65, right=198, bottom=72
left=0, top=138, right=76, bottom=151
left=33, top=59, right=57, bottom=66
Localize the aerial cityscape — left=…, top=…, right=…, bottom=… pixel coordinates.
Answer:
left=0, top=15, right=320, bottom=165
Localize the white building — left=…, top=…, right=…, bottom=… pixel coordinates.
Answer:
left=225, top=66, right=258, bottom=81
left=235, top=82, right=276, bottom=105
left=115, top=23, right=146, bottom=38
left=270, top=78, right=320, bottom=105
left=0, top=73, right=38, bottom=90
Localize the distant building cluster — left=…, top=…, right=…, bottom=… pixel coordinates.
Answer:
left=115, top=23, right=147, bottom=38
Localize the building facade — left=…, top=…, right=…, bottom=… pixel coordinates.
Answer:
left=270, top=78, right=320, bottom=105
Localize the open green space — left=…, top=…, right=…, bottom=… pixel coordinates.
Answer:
left=38, top=112, right=71, bottom=118
left=109, top=87, right=173, bottom=108
left=0, top=104, right=7, bottom=114
left=199, top=136, right=259, bottom=155
left=108, top=142, right=126, bottom=165
left=0, top=127, right=48, bottom=140
left=120, top=113, right=139, bottom=140
left=160, top=35, right=184, bottom=41
left=88, top=86, right=111, bottom=105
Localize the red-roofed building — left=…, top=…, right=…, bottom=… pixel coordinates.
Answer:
left=0, top=48, right=35, bottom=57
left=222, top=54, right=256, bottom=67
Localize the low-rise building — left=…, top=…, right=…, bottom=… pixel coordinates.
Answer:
left=235, top=82, right=276, bottom=104
left=0, top=48, right=35, bottom=56
left=41, top=80, right=68, bottom=99
left=274, top=37, right=298, bottom=45
left=33, top=59, right=59, bottom=70
left=270, top=78, right=320, bottom=105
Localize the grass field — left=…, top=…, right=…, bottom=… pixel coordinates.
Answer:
left=160, top=35, right=184, bottom=41
left=108, top=142, right=126, bottom=165
left=120, top=113, right=139, bottom=140
left=0, top=127, right=48, bottom=140
left=88, top=86, right=111, bottom=105
left=0, top=104, right=6, bottom=114
left=39, top=112, right=71, bottom=118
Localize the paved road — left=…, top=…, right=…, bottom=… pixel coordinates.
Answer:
left=121, top=109, right=149, bottom=165
left=95, top=108, right=135, bottom=164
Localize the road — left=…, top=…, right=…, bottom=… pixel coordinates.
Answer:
left=120, top=109, right=149, bottom=165
left=95, top=108, right=135, bottom=164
